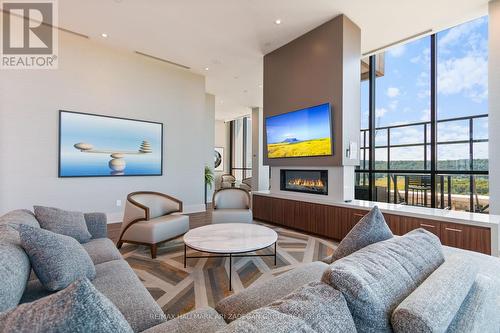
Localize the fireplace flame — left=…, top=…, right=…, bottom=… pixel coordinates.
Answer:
left=288, top=178, right=325, bottom=188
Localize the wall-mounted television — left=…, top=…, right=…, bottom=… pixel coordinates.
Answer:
left=266, top=103, right=332, bottom=159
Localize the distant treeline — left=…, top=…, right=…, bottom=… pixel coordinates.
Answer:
left=368, top=159, right=489, bottom=171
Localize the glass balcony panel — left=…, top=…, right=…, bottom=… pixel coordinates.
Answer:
left=437, top=120, right=469, bottom=143
left=390, top=146, right=425, bottom=170
left=437, top=143, right=470, bottom=171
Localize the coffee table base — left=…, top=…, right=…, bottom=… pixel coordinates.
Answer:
left=184, top=242, right=277, bottom=291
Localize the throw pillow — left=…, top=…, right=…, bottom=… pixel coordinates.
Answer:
left=0, top=278, right=133, bottom=333
left=330, top=206, right=393, bottom=262
left=0, top=225, right=31, bottom=312
left=219, top=282, right=356, bottom=333
left=34, top=206, right=92, bottom=243
left=19, top=224, right=96, bottom=291
left=322, top=228, right=444, bottom=332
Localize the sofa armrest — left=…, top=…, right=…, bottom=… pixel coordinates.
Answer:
left=84, top=212, right=107, bottom=239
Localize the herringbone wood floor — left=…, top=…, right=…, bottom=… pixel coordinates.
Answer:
left=106, top=206, right=337, bottom=318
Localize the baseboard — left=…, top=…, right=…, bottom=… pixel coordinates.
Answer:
left=105, top=204, right=207, bottom=224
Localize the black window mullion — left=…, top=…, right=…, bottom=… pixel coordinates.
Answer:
left=430, top=34, right=437, bottom=208
left=368, top=55, right=376, bottom=201
left=469, top=118, right=474, bottom=211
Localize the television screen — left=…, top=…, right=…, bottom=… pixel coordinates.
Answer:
left=266, top=103, right=332, bottom=158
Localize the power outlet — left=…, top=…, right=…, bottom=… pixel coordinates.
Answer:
left=116, top=200, right=122, bottom=207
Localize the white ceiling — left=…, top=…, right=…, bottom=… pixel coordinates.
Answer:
left=58, top=0, right=489, bottom=120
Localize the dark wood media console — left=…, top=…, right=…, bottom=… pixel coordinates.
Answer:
left=253, top=194, right=492, bottom=255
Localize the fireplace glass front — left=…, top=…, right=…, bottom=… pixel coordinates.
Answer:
left=280, top=169, right=328, bottom=195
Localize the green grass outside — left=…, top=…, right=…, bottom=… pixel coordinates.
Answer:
left=268, top=138, right=332, bottom=158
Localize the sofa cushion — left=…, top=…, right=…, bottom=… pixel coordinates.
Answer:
left=216, top=261, right=328, bottom=323
left=92, top=259, right=165, bottom=332
left=34, top=205, right=92, bottom=243
left=391, top=255, right=478, bottom=333
left=0, top=278, right=133, bottom=333
left=19, top=224, right=96, bottom=291
left=82, top=238, right=123, bottom=265
left=445, top=274, right=498, bottom=333
left=142, top=307, right=227, bottom=333
left=322, top=228, right=444, bottom=333
left=330, top=206, right=393, bottom=263
left=0, top=225, right=31, bottom=312
left=0, top=209, right=40, bottom=228
left=219, top=281, right=356, bottom=333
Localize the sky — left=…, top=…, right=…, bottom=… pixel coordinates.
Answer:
left=361, top=16, right=488, bottom=164
left=266, top=103, right=331, bottom=144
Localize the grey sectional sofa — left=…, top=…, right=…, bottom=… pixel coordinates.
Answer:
left=0, top=209, right=166, bottom=333
left=2, top=208, right=500, bottom=333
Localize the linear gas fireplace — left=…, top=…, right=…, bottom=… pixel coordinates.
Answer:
left=280, top=169, right=328, bottom=195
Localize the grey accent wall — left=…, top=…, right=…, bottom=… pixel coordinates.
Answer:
left=263, top=14, right=361, bottom=167
left=0, top=30, right=209, bottom=218
left=489, top=0, right=500, bottom=214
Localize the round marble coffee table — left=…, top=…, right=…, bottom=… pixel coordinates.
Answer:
left=183, top=223, right=278, bottom=291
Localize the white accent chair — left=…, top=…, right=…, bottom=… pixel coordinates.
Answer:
left=212, top=188, right=253, bottom=224
left=117, top=191, right=189, bottom=258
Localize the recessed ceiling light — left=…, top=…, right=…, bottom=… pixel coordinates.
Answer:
left=275, top=19, right=282, bottom=25
left=204, top=67, right=209, bottom=71
left=101, top=33, right=108, bottom=38
left=220, top=100, right=224, bottom=104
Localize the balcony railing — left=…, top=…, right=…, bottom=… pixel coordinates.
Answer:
left=355, top=114, right=489, bottom=213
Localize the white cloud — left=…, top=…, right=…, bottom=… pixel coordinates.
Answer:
left=437, top=122, right=469, bottom=142
left=388, top=44, right=406, bottom=58
left=437, top=54, right=488, bottom=102
left=420, top=109, right=430, bottom=121
left=375, top=108, right=388, bottom=118
left=389, top=100, right=399, bottom=111
left=439, top=18, right=485, bottom=52
left=418, top=89, right=430, bottom=99
left=410, top=47, right=430, bottom=65
left=386, top=87, right=400, bottom=98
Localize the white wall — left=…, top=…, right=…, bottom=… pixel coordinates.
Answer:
left=205, top=94, right=215, bottom=202
left=489, top=0, right=500, bottom=214
left=0, top=31, right=209, bottom=220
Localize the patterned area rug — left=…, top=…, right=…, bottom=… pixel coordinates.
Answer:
left=119, top=223, right=338, bottom=317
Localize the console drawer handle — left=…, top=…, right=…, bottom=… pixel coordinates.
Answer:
left=420, top=223, right=435, bottom=228
left=445, top=227, right=462, bottom=233
left=353, top=213, right=364, bottom=217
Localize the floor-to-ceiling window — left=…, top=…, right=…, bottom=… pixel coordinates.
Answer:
left=230, top=116, right=252, bottom=181
left=356, top=16, right=489, bottom=213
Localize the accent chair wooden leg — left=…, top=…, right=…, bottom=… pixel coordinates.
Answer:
left=151, top=244, right=158, bottom=259
left=116, top=241, right=123, bottom=249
